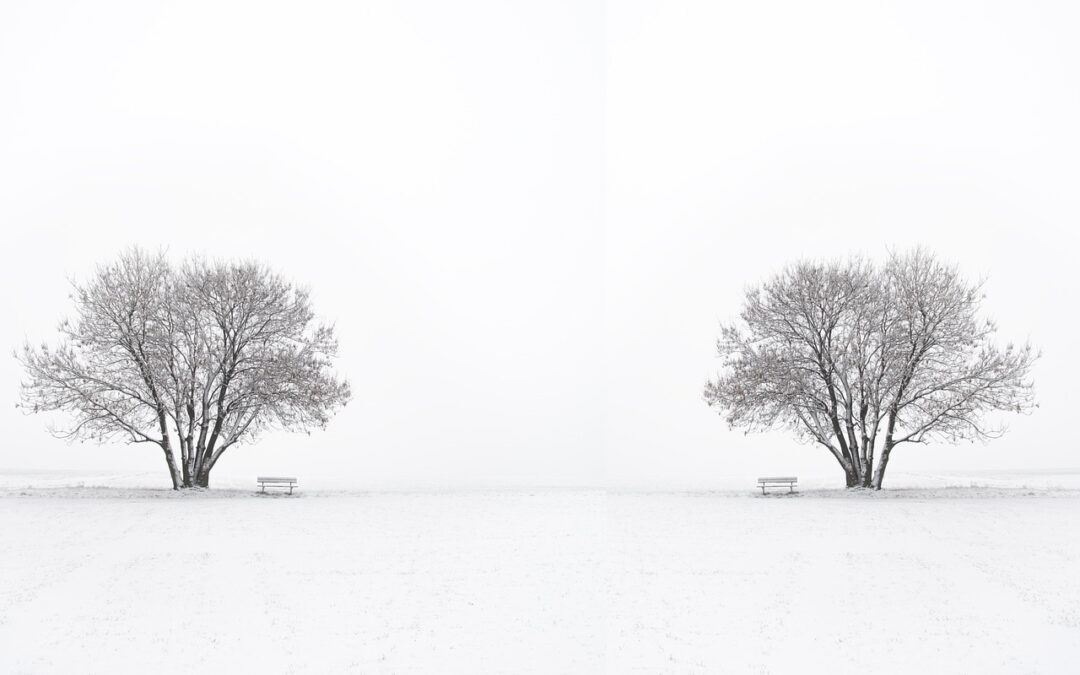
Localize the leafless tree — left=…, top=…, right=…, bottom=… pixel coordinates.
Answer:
left=704, top=249, right=1037, bottom=489
left=18, top=249, right=352, bottom=489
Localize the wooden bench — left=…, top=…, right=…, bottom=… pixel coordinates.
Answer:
left=757, top=476, right=797, bottom=494
left=257, top=476, right=297, bottom=495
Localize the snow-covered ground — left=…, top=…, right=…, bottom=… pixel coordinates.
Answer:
left=2, top=474, right=1079, bottom=674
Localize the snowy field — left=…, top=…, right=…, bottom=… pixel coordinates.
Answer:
left=2, top=475, right=1079, bottom=674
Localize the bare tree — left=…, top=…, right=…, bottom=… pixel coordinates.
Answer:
left=704, top=249, right=1037, bottom=489
left=18, top=249, right=351, bottom=489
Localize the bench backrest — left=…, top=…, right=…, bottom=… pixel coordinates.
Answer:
left=757, top=477, right=797, bottom=482
left=257, top=477, right=297, bottom=483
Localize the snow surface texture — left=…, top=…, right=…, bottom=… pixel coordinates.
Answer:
left=2, top=478, right=1079, bottom=673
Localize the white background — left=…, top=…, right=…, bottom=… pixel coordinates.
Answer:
left=2, top=0, right=1076, bottom=489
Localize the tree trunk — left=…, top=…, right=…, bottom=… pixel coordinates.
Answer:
left=871, top=442, right=894, bottom=489
left=178, top=437, right=192, bottom=487
left=196, top=466, right=210, bottom=488
left=161, top=442, right=182, bottom=490
left=156, top=410, right=182, bottom=490
left=845, top=467, right=859, bottom=488
left=873, top=411, right=899, bottom=490
left=172, top=449, right=205, bottom=489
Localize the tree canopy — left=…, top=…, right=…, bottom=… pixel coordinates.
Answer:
left=704, top=249, right=1037, bottom=489
left=19, top=249, right=351, bottom=488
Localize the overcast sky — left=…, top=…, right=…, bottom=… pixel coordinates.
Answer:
left=2, top=0, right=1077, bottom=488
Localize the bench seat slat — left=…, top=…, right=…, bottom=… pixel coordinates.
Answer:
left=756, top=476, right=798, bottom=494
left=257, top=477, right=298, bottom=494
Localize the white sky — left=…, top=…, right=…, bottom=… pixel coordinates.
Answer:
left=2, top=0, right=1077, bottom=488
